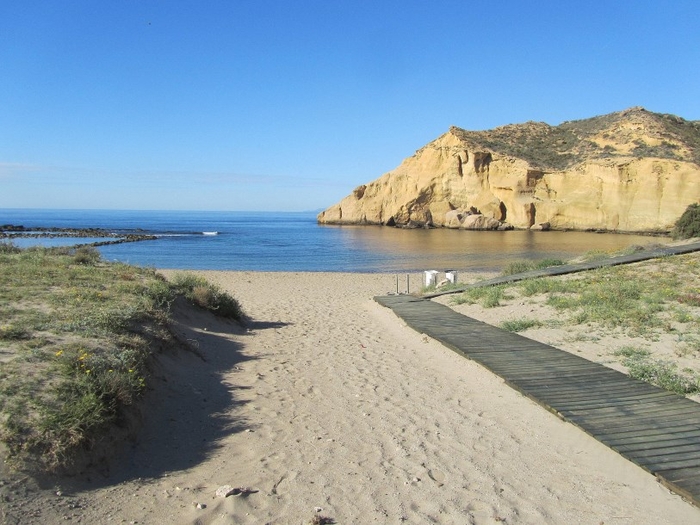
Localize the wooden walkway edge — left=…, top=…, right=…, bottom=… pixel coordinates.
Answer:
left=423, top=240, right=700, bottom=299
left=374, top=293, right=700, bottom=507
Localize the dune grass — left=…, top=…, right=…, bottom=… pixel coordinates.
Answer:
left=450, top=250, right=700, bottom=395
left=500, top=318, right=543, bottom=332
left=614, top=347, right=700, bottom=395
left=537, top=264, right=688, bottom=335
left=501, top=258, right=565, bottom=276
left=453, top=284, right=511, bottom=308
left=0, top=244, right=243, bottom=472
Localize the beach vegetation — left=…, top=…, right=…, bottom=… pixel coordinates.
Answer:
left=672, top=203, right=700, bottom=240
left=0, top=246, right=244, bottom=472
left=0, top=241, right=21, bottom=254
left=500, top=318, right=542, bottom=332
left=518, top=277, right=568, bottom=296
left=501, top=258, right=564, bottom=276
left=72, top=245, right=101, bottom=265
left=528, top=266, right=681, bottom=335
left=613, top=346, right=651, bottom=360
left=616, top=347, right=700, bottom=395
left=449, top=250, right=700, bottom=395
left=453, top=284, right=510, bottom=308
left=170, top=272, right=245, bottom=321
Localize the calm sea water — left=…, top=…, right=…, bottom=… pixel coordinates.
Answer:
left=1, top=208, right=661, bottom=273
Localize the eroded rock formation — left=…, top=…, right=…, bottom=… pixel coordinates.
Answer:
left=318, top=107, right=700, bottom=232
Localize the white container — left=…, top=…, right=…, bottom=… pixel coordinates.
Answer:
left=424, top=270, right=439, bottom=287
left=445, top=270, right=458, bottom=284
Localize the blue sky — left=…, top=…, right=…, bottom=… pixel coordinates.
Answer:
left=1, top=1, right=699, bottom=211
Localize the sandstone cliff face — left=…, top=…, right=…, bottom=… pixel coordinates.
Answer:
left=318, top=108, right=700, bottom=232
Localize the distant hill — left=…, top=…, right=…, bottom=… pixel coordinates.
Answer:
left=318, top=107, right=700, bottom=232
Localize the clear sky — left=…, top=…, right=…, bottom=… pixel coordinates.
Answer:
left=1, top=1, right=699, bottom=212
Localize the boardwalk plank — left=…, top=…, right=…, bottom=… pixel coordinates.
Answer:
left=564, top=404, right=700, bottom=423
left=585, top=427, right=700, bottom=446
left=639, top=457, right=700, bottom=472
left=655, top=466, right=700, bottom=483
left=616, top=441, right=700, bottom=455
left=529, top=390, right=674, bottom=407
left=625, top=447, right=700, bottom=462
left=562, top=396, right=699, bottom=414
left=566, top=414, right=700, bottom=433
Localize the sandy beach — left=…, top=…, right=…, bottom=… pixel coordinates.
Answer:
left=5, top=271, right=700, bottom=524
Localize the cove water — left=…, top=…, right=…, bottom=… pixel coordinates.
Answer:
left=1, top=209, right=660, bottom=273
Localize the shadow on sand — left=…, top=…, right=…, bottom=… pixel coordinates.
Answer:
left=56, top=302, right=291, bottom=491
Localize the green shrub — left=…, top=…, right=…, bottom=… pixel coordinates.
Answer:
left=72, top=246, right=101, bottom=265
left=535, top=258, right=565, bottom=270
left=502, top=261, right=536, bottom=275
left=626, top=358, right=700, bottom=395
left=502, top=259, right=565, bottom=276
left=0, top=324, right=30, bottom=340
left=453, top=285, right=506, bottom=308
left=672, top=203, right=700, bottom=240
left=519, top=277, right=568, bottom=296
left=501, top=318, right=542, bottom=332
left=614, top=346, right=700, bottom=395
left=0, top=241, right=21, bottom=254
left=171, top=272, right=245, bottom=321
left=613, top=346, right=651, bottom=359
left=580, top=249, right=613, bottom=262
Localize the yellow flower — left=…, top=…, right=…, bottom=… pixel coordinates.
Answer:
left=55, top=350, right=63, bottom=357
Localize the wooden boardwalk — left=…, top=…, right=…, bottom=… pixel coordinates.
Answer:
left=375, top=293, right=700, bottom=507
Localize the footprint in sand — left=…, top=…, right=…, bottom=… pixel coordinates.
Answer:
left=427, top=469, right=445, bottom=487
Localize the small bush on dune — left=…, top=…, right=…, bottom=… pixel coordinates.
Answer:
left=501, top=318, right=542, bottom=332
left=672, top=203, right=700, bottom=240
left=171, top=273, right=245, bottom=321
left=627, top=357, right=700, bottom=395
left=0, top=241, right=21, bottom=254
left=72, top=246, right=101, bottom=265
left=502, top=261, right=535, bottom=275
left=453, top=284, right=509, bottom=308
left=519, top=277, right=568, bottom=296
left=502, top=258, right=565, bottom=276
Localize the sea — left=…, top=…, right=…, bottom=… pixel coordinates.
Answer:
left=1, top=208, right=662, bottom=274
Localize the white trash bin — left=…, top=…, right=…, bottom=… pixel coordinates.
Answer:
left=424, top=270, right=439, bottom=287
left=445, top=270, right=458, bottom=284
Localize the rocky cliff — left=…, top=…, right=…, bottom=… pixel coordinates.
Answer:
left=317, top=107, right=700, bottom=232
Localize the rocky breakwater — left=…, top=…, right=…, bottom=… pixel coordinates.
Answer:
left=318, top=107, right=700, bottom=232
left=0, top=225, right=158, bottom=246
